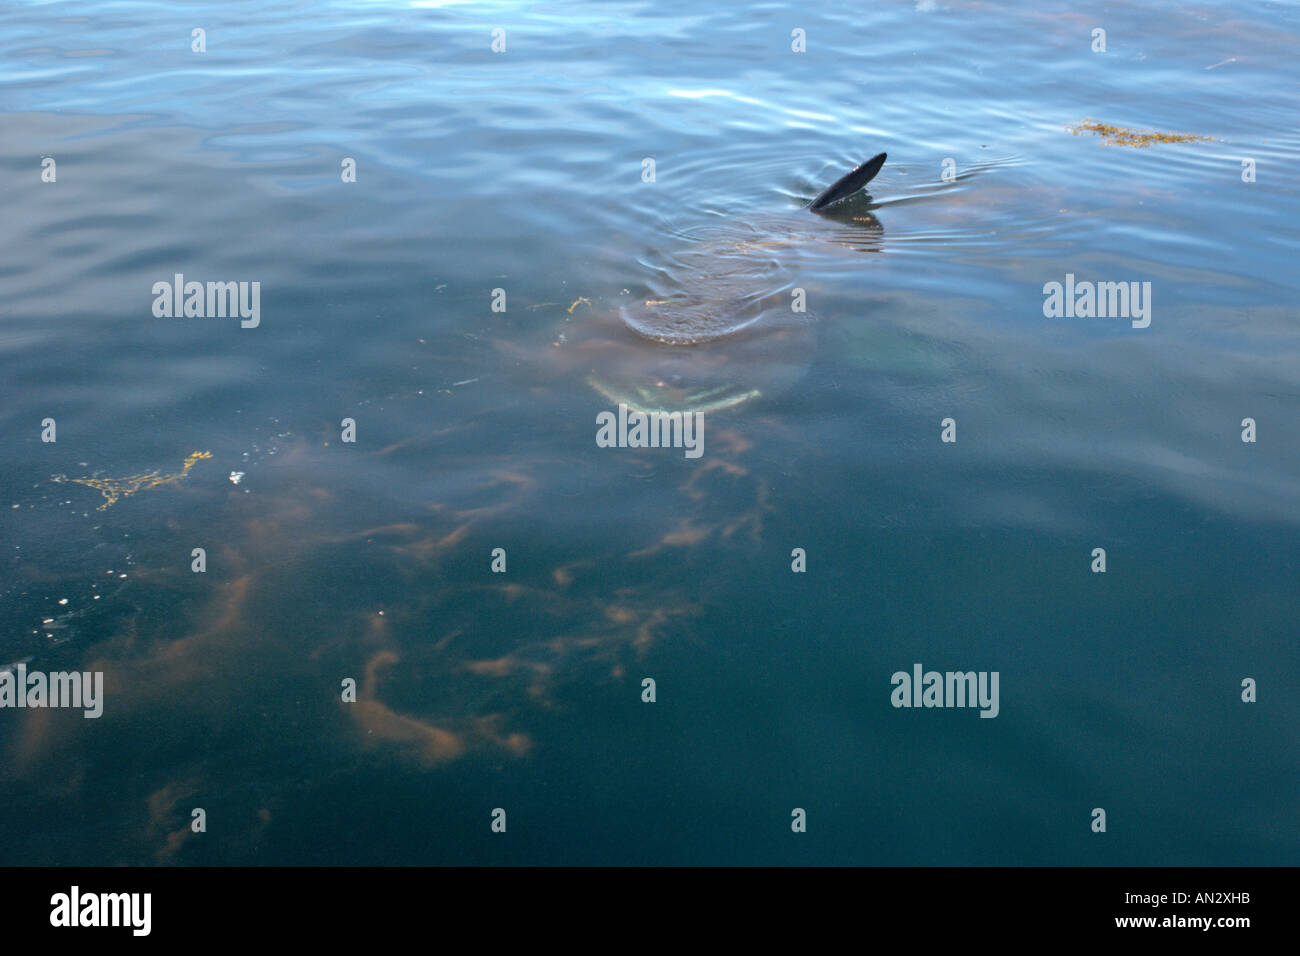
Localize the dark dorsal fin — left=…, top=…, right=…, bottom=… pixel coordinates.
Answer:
left=809, top=152, right=887, bottom=211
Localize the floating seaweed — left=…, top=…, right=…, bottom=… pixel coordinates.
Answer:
left=1068, top=119, right=1212, bottom=147
left=53, top=451, right=212, bottom=510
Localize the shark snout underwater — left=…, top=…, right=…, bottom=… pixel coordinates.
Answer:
left=538, top=153, right=890, bottom=415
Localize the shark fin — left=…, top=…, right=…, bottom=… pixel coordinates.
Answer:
left=809, top=152, right=887, bottom=211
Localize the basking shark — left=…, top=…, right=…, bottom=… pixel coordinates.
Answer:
left=561, top=152, right=889, bottom=415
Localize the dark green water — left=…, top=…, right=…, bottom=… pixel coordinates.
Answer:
left=1, top=0, right=1296, bottom=865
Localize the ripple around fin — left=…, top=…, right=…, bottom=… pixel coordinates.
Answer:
left=619, top=302, right=766, bottom=345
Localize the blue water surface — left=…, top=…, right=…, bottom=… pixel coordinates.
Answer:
left=0, top=0, right=1296, bottom=864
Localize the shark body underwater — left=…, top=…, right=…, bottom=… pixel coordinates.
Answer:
left=548, top=153, right=889, bottom=416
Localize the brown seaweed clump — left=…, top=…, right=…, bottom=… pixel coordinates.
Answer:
left=1068, top=119, right=1212, bottom=148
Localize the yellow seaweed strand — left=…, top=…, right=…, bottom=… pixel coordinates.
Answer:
left=54, top=450, right=212, bottom=510
left=1068, top=119, right=1212, bottom=148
